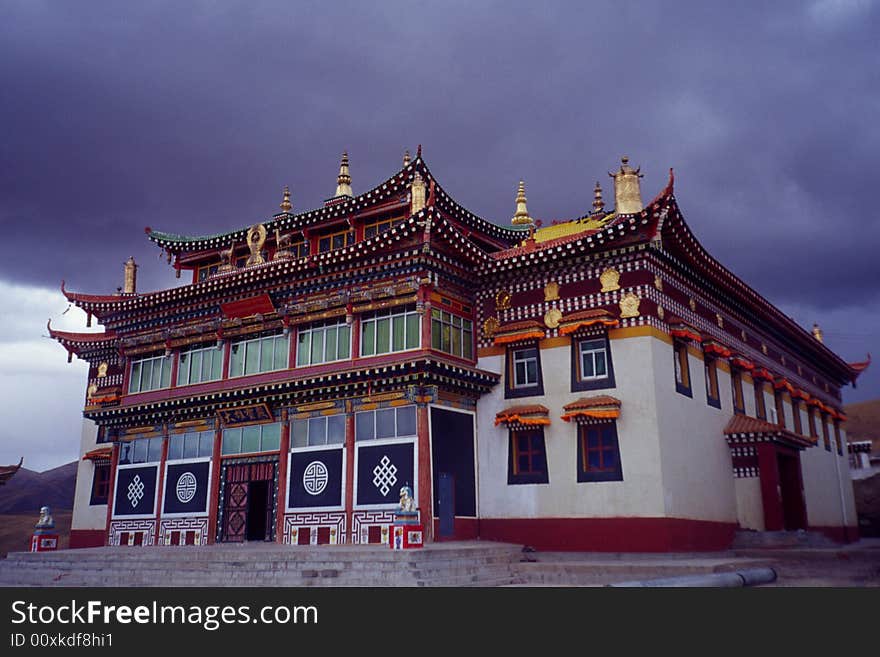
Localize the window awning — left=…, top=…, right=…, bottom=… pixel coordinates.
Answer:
left=668, top=319, right=701, bottom=342
left=83, top=446, right=113, bottom=462
left=730, top=355, right=755, bottom=371
left=702, top=339, right=731, bottom=359
left=494, top=404, right=550, bottom=427
left=791, top=388, right=810, bottom=401
left=492, top=320, right=545, bottom=346
left=561, top=395, right=621, bottom=422
left=557, top=309, right=619, bottom=336
left=723, top=415, right=816, bottom=450
left=752, top=367, right=774, bottom=382
left=773, top=378, right=794, bottom=394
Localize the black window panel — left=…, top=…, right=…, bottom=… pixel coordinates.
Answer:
left=113, top=466, right=158, bottom=517
left=90, top=463, right=110, bottom=505
left=507, top=429, right=549, bottom=485
left=288, top=447, right=344, bottom=509
left=163, top=461, right=211, bottom=515
left=577, top=422, right=624, bottom=483
left=430, top=407, right=476, bottom=517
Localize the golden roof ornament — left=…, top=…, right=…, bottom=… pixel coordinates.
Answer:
left=609, top=156, right=644, bottom=215
left=335, top=151, right=353, bottom=197
left=619, top=292, right=641, bottom=319
left=600, top=267, right=620, bottom=293
left=410, top=171, right=426, bottom=215
left=812, top=323, right=824, bottom=343
left=592, top=181, right=605, bottom=215
left=403, top=150, right=411, bottom=167
left=511, top=180, right=533, bottom=226
left=280, top=185, right=292, bottom=212
left=246, top=224, right=267, bottom=266
left=123, top=256, right=137, bottom=294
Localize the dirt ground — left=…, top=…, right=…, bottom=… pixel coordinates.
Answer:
left=0, top=511, right=72, bottom=558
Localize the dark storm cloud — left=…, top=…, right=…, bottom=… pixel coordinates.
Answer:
left=1, top=1, right=878, bottom=394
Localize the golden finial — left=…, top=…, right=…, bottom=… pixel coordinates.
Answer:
left=812, top=323, right=824, bottom=343
left=609, top=155, right=644, bottom=214
left=411, top=170, right=426, bottom=215
left=335, top=151, right=352, bottom=197
left=403, top=150, right=411, bottom=167
left=592, top=181, right=605, bottom=215
left=123, top=256, right=138, bottom=294
left=511, top=180, right=533, bottom=226
left=280, top=185, right=292, bottom=212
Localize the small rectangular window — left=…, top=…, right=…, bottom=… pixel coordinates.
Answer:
left=674, top=342, right=692, bottom=397
left=512, top=348, right=539, bottom=388
left=354, top=406, right=418, bottom=441
left=754, top=381, right=767, bottom=420
left=221, top=423, right=281, bottom=455
left=90, top=463, right=110, bottom=505
left=705, top=358, right=721, bottom=409
left=731, top=369, right=745, bottom=415
left=118, top=436, right=164, bottom=464
left=128, top=355, right=172, bottom=393
left=177, top=345, right=223, bottom=386
left=360, top=305, right=420, bottom=356
left=577, top=422, right=624, bottom=482
left=429, top=308, right=473, bottom=359
left=507, top=429, right=549, bottom=485
left=229, top=333, right=289, bottom=377
left=791, top=399, right=803, bottom=434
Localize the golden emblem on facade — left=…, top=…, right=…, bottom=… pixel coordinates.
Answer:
left=482, top=316, right=500, bottom=338
left=544, top=308, right=562, bottom=329
left=600, top=268, right=621, bottom=293
left=544, top=281, right=560, bottom=301
left=619, top=292, right=641, bottom=319
left=495, top=289, right=512, bottom=311
left=97, top=362, right=108, bottom=378
left=246, top=223, right=267, bottom=266
left=689, top=297, right=696, bottom=312
left=654, top=276, right=663, bottom=291
left=657, top=305, right=665, bottom=320
left=716, top=313, right=724, bottom=328
left=761, top=343, right=768, bottom=355
left=87, top=383, right=98, bottom=400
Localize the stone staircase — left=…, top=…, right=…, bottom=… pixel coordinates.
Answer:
left=0, top=541, right=524, bottom=587
left=730, top=529, right=839, bottom=549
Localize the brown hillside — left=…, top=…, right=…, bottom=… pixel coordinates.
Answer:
left=0, top=461, right=77, bottom=514
left=0, top=511, right=72, bottom=558
left=844, top=398, right=880, bottom=453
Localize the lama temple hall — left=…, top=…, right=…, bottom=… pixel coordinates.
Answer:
left=51, top=149, right=869, bottom=552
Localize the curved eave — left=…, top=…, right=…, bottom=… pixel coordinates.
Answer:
left=660, top=202, right=855, bottom=383
left=146, top=156, right=526, bottom=254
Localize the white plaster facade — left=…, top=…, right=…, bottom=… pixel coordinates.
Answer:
left=71, top=419, right=107, bottom=532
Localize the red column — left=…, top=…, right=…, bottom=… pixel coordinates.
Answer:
left=757, top=442, right=783, bottom=531
left=417, top=403, right=433, bottom=542
left=207, top=426, right=223, bottom=544
left=104, top=443, right=120, bottom=545
left=221, top=341, right=231, bottom=379
left=153, top=433, right=169, bottom=546
left=169, top=350, right=179, bottom=388
left=275, top=410, right=290, bottom=543
left=344, top=409, right=356, bottom=544
left=351, top=317, right=361, bottom=361
left=288, top=326, right=297, bottom=369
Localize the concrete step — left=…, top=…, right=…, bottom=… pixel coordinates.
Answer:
left=730, top=530, right=838, bottom=549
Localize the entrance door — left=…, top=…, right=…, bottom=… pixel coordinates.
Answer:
left=220, top=460, right=277, bottom=543
left=438, top=473, right=455, bottom=538
left=777, top=453, right=806, bottom=530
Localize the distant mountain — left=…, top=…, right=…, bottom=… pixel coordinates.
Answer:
left=0, top=461, right=77, bottom=514
left=845, top=398, right=880, bottom=453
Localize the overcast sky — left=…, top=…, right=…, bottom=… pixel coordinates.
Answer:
left=1, top=1, right=878, bottom=471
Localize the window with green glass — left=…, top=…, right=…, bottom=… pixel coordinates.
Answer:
left=167, top=430, right=214, bottom=460
left=360, top=305, right=420, bottom=356
left=296, top=320, right=351, bottom=366
left=355, top=406, right=417, bottom=441
left=128, top=355, right=172, bottom=393
left=119, top=436, right=164, bottom=464
left=291, top=414, right=346, bottom=448
left=221, top=422, right=281, bottom=455
left=229, top=333, right=289, bottom=377
left=430, top=309, right=473, bottom=359
left=177, top=345, right=223, bottom=386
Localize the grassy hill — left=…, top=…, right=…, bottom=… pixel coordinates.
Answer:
left=0, top=461, right=76, bottom=514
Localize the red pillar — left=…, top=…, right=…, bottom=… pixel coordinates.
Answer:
left=169, top=350, right=179, bottom=388
left=207, top=426, right=223, bottom=544
left=757, top=442, right=783, bottom=531
left=275, top=409, right=290, bottom=543
left=417, top=403, right=433, bottom=542
left=104, top=443, right=120, bottom=545
left=153, top=432, right=169, bottom=546
left=344, top=409, right=355, bottom=544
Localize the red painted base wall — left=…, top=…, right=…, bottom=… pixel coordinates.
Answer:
left=69, top=530, right=106, bottom=549
left=812, top=525, right=860, bottom=544
left=478, top=517, right=738, bottom=552
left=432, top=517, right=479, bottom=541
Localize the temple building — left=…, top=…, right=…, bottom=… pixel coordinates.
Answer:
left=52, top=149, right=868, bottom=551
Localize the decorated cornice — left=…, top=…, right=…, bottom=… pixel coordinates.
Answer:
left=723, top=415, right=817, bottom=450
left=561, top=395, right=621, bottom=422
left=494, top=404, right=550, bottom=428
left=492, top=319, right=545, bottom=346
left=557, top=309, right=619, bottom=336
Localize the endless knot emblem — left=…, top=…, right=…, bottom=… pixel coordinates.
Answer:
left=303, top=461, right=329, bottom=496
left=127, top=474, right=145, bottom=508
left=175, top=472, right=197, bottom=504
left=372, top=455, right=398, bottom=497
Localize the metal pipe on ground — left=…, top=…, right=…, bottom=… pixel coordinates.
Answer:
left=606, top=567, right=777, bottom=588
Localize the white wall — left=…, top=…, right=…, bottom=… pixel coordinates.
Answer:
left=71, top=419, right=107, bottom=531
left=476, top=334, right=665, bottom=519
left=734, top=478, right=764, bottom=530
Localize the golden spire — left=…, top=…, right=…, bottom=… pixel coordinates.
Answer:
left=609, top=155, right=644, bottom=214
left=280, top=185, right=292, bottom=212
left=403, top=150, right=411, bottom=167
left=511, top=180, right=533, bottom=226
left=592, top=181, right=605, bottom=215
left=335, top=151, right=352, bottom=197
left=123, top=256, right=138, bottom=294
left=812, top=323, right=824, bottom=343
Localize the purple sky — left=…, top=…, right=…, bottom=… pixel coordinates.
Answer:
left=1, top=1, right=878, bottom=469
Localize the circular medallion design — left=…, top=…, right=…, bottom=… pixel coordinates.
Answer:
left=175, top=472, right=198, bottom=504
left=544, top=308, right=562, bottom=329
left=303, top=461, right=329, bottom=496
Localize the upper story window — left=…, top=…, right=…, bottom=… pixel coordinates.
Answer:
left=705, top=358, right=721, bottom=409
left=364, top=217, right=404, bottom=239
left=673, top=342, right=692, bottom=397
left=229, top=333, right=289, bottom=377
left=167, top=430, right=214, bottom=460
left=297, top=320, right=351, bottom=367
left=807, top=406, right=818, bottom=438
left=119, top=436, right=164, bottom=465
left=791, top=399, right=803, bottom=434
left=754, top=381, right=767, bottom=420
left=292, top=414, right=346, bottom=448
left=197, top=256, right=248, bottom=282
left=571, top=335, right=615, bottom=392
left=360, top=305, right=420, bottom=357
left=821, top=414, right=832, bottom=451
left=178, top=345, right=223, bottom=386
left=505, top=345, right=544, bottom=399
left=317, top=229, right=354, bottom=253
left=287, top=239, right=309, bottom=259
left=775, top=391, right=787, bottom=429
left=430, top=309, right=473, bottom=359
left=731, top=369, right=745, bottom=415
left=355, top=406, right=417, bottom=441
left=129, top=354, right=172, bottom=393
left=221, top=422, right=281, bottom=456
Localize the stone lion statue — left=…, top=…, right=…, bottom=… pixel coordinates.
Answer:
left=398, top=485, right=415, bottom=513
left=35, top=506, right=55, bottom=530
